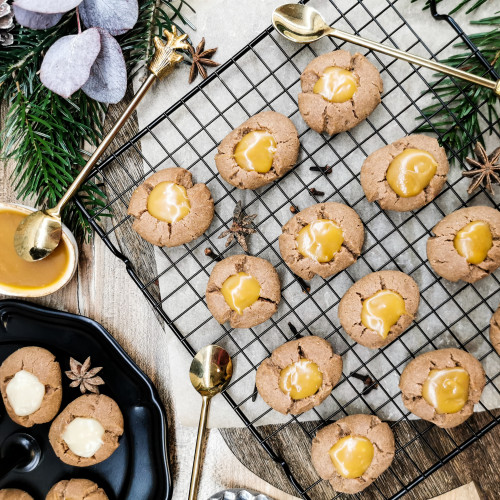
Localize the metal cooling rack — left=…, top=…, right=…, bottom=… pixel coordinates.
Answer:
left=76, top=0, right=500, bottom=498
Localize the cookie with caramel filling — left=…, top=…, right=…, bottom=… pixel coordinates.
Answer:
left=298, top=50, right=383, bottom=136
left=338, top=271, right=420, bottom=349
left=311, top=414, right=395, bottom=494
left=399, top=348, right=485, bottom=428
left=361, top=134, right=449, bottom=211
left=279, top=202, right=364, bottom=280
left=206, top=255, right=281, bottom=329
left=427, top=205, right=500, bottom=283
left=215, top=111, right=300, bottom=190
left=256, top=336, right=342, bottom=415
left=128, top=167, right=214, bottom=247
left=489, top=305, right=500, bottom=356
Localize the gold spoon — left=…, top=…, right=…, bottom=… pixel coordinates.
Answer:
left=272, top=3, right=500, bottom=96
left=188, top=345, right=233, bottom=500
left=14, top=27, right=190, bottom=262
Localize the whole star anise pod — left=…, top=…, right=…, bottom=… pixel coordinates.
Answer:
left=188, top=37, right=220, bottom=84
left=65, top=357, right=105, bottom=394
left=218, top=201, right=257, bottom=252
left=462, top=142, right=500, bottom=195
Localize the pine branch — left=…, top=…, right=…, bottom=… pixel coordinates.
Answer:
left=411, top=0, right=489, bottom=15
left=415, top=12, right=500, bottom=165
left=0, top=1, right=192, bottom=240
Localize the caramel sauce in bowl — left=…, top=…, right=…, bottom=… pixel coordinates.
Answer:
left=0, top=203, right=78, bottom=297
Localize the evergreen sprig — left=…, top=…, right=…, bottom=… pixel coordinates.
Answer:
left=414, top=3, right=499, bottom=165
left=0, top=1, right=191, bottom=239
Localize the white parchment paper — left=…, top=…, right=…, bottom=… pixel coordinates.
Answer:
left=132, top=0, right=500, bottom=428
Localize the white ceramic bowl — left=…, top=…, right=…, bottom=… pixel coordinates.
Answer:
left=0, top=202, right=79, bottom=298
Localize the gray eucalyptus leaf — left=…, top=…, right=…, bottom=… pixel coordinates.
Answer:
left=14, top=0, right=83, bottom=15
left=79, top=0, right=138, bottom=35
left=13, top=5, right=63, bottom=29
left=40, top=28, right=101, bottom=98
left=82, top=28, right=127, bottom=104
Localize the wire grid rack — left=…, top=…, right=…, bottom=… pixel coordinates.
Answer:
left=76, top=0, right=500, bottom=498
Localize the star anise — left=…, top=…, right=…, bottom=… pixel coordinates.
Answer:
left=65, top=357, right=105, bottom=394
left=188, top=38, right=220, bottom=84
left=218, top=201, right=257, bottom=252
left=462, top=142, right=500, bottom=195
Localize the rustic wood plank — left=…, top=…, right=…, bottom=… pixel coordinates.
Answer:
left=430, top=482, right=482, bottom=500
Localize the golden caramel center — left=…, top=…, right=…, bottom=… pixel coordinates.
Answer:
left=422, top=367, right=470, bottom=414
left=279, top=359, right=323, bottom=400
left=453, top=220, right=493, bottom=265
left=313, top=67, right=358, bottom=103
left=296, top=219, right=344, bottom=263
left=329, top=435, right=375, bottom=479
left=234, top=131, right=277, bottom=173
left=147, top=181, right=191, bottom=223
left=220, top=272, right=261, bottom=315
left=361, top=290, right=407, bottom=339
left=385, top=148, right=438, bottom=198
left=0, top=210, right=71, bottom=291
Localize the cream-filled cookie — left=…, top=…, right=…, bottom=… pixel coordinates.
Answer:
left=311, top=414, right=395, bottom=494
left=215, top=111, right=300, bottom=190
left=128, top=167, right=214, bottom=247
left=256, top=336, right=342, bottom=415
left=298, top=50, right=383, bottom=136
left=338, top=271, right=420, bottom=349
left=206, top=255, right=281, bottom=328
left=361, top=134, right=449, bottom=211
left=46, top=479, right=109, bottom=500
left=0, top=346, right=62, bottom=427
left=427, top=206, right=500, bottom=283
left=399, top=348, right=485, bottom=428
left=0, top=490, right=34, bottom=500
left=49, top=394, right=124, bottom=467
left=279, top=202, right=364, bottom=280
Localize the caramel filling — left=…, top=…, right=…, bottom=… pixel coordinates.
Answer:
left=453, top=220, right=493, bottom=265
left=385, top=148, right=438, bottom=197
left=0, top=209, right=71, bottom=291
left=361, top=290, right=407, bottom=339
left=329, top=435, right=375, bottom=479
left=422, top=367, right=470, bottom=414
left=220, top=272, right=261, bottom=315
left=279, top=359, right=323, bottom=400
left=234, top=131, right=277, bottom=173
left=296, top=219, right=344, bottom=263
left=147, top=181, right=191, bottom=223
left=313, top=67, right=358, bottom=103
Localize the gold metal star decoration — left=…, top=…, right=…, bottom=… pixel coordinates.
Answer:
left=150, top=26, right=190, bottom=79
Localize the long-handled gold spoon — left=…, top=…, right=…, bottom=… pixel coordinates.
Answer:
left=188, top=345, right=233, bottom=500
left=14, top=27, right=190, bottom=262
left=272, top=3, right=500, bottom=96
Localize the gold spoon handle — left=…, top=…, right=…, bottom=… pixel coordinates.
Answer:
left=326, top=27, right=500, bottom=96
left=49, top=73, right=157, bottom=218
left=189, top=395, right=211, bottom=500
left=48, top=27, right=190, bottom=219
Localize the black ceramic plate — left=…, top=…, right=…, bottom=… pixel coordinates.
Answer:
left=0, top=299, right=171, bottom=500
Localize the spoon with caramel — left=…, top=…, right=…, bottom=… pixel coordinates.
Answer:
left=14, top=27, right=190, bottom=262
left=272, top=4, right=500, bottom=96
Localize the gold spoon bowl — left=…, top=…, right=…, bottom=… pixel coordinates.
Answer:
left=189, top=345, right=233, bottom=500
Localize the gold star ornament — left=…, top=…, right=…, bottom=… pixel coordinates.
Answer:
left=150, top=26, right=190, bottom=79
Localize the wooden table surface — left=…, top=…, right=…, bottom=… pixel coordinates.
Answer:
left=2, top=96, right=499, bottom=500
